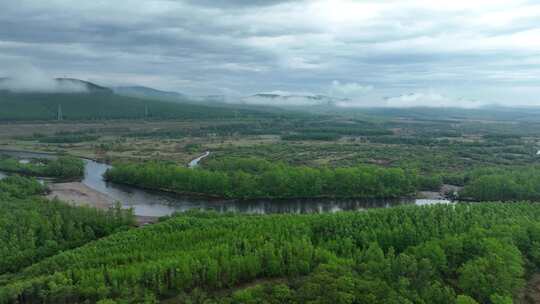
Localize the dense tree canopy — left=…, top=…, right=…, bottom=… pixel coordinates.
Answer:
left=1, top=203, right=540, bottom=303
left=0, top=176, right=134, bottom=276
left=460, top=167, right=540, bottom=201
left=104, top=158, right=417, bottom=199
left=0, top=155, right=85, bottom=180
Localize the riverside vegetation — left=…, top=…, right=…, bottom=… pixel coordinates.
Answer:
left=460, top=167, right=540, bottom=201
left=0, top=155, right=84, bottom=180
left=104, top=156, right=540, bottom=202
left=104, top=157, right=417, bottom=199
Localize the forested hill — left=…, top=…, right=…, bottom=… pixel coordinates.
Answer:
left=0, top=91, right=286, bottom=121
left=55, top=78, right=114, bottom=94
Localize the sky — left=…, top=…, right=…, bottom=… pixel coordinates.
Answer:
left=1, top=0, right=540, bottom=107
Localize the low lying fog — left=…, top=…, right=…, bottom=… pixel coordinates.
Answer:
left=0, top=66, right=88, bottom=93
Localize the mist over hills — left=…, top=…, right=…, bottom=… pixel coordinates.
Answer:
left=0, top=78, right=288, bottom=121
left=0, top=76, right=503, bottom=109
left=0, top=75, right=349, bottom=108
left=0, top=77, right=112, bottom=94
left=240, top=93, right=350, bottom=107
left=57, top=78, right=113, bottom=94
left=113, top=86, right=185, bottom=100
left=2, top=77, right=540, bottom=123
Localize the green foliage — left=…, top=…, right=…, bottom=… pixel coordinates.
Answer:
left=282, top=132, right=342, bottom=141
left=231, top=283, right=294, bottom=304
left=184, top=143, right=202, bottom=153
left=460, top=167, right=540, bottom=201
left=205, top=157, right=274, bottom=174
left=456, top=295, right=479, bottom=304
left=44, top=156, right=85, bottom=179
left=104, top=158, right=417, bottom=199
left=1, top=203, right=540, bottom=303
left=296, top=125, right=393, bottom=136
left=0, top=175, right=46, bottom=198
left=416, top=174, right=443, bottom=191
left=0, top=155, right=84, bottom=180
left=458, top=239, right=524, bottom=302
left=0, top=176, right=134, bottom=275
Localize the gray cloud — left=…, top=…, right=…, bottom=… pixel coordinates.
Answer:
left=384, top=92, right=485, bottom=108
left=1, top=0, right=540, bottom=106
left=0, top=65, right=88, bottom=93
left=184, top=0, right=297, bottom=8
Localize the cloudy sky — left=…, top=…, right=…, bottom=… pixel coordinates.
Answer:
left=1, top=0, right=540, bottom=107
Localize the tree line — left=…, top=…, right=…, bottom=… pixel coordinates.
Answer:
left=105, top=156, right=540, bottom=202
left=0, top=155, right=85, bottom=180
left=104, top=157, right=417, bottom=199
left=1, top=203, right=540, bottom=303
left=460, top=167, right=540, bottom=201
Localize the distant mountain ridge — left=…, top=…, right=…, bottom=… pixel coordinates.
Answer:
left=113, top=86, right=185, bottom=100
left=0, top=77, right=112, bottom=94
left=0, top=77, right=302, bottom=121
left=55, top=78, right=113, bottom=94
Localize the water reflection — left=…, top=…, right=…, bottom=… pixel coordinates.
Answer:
left=0, top=150, right=452, bottom=217
left=179, top=198, right=415, bottom=215
left=81, top=160, right=423, bottom=216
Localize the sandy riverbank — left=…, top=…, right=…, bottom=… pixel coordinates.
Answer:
left=47, top=182, right=114, bottom=209
left=47, top=182, right=158, bottom=225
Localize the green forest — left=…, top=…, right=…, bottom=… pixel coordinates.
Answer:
left=0, top=92, right=285, bottom=121
left=0, top=155, right=85, bottom=180
left=103, top=156, right=540, bottom=202
left=1, top=203, right=540, bottom=303
left=460, top=167, right=540, bottom=201
left=0, top=175, right=134, bottom=276
left=104, top=158, right=417, bottom=199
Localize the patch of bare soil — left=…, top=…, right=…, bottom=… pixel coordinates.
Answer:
left=418, top=191, right=445, bottom=199
left=519, top=274, right=540, bottom=304
left=47, top=182, right=159, bottom=226
left=47, top=182, right=114, bottom=209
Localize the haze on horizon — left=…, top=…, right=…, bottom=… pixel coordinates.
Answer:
left=1, top=0, right=540, bottom=107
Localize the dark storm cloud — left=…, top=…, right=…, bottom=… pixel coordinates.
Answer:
left=1, top=0, right=540, bottom=106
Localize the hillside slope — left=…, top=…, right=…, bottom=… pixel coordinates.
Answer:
left=0, top=78, right=293, bottom=121
left=0, top=92, right=283, bottom=121
left=113, top=86, right=185, bottom=100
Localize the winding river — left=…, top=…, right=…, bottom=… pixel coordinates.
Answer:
left=0, top=150, right=451, bottom=217
left=188, top=151, right=210, bottom=168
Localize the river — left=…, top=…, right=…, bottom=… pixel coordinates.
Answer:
left=188, top=151, right=210, bottom=168
left=0, top=150, right=451, bottom=217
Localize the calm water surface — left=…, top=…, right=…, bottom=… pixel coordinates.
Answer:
left=0, top=150, right=452, bottom=217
